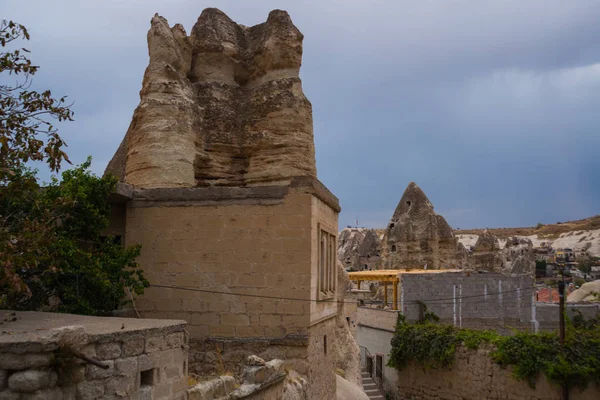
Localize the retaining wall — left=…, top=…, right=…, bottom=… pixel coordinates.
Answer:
left=394, top=345, right=599, bottom=400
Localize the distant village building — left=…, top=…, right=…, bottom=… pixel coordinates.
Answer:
left=591, top=266, right=600, bottom=280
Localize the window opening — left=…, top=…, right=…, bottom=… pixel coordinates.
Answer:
left=140, top=369, right=156, bottom=387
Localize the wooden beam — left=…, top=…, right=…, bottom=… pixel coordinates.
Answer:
left=384, top=281, right=388, bottom=307
left=393, top=281, right=398, bottom=311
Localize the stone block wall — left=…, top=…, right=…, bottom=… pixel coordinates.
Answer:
left=126, top=188, right=314, bottom=340
left=309, top=195, right=339, bottom=324
left=0, top=312, right=188, bottom=400
left=394, top=345, right=599, bottom=400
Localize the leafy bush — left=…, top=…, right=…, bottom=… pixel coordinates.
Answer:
left=388, top=313, right=600, bottom=389
left=0, top=159, right=148, bottom=315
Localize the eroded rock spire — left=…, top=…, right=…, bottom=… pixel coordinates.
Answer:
left=382, top=182, right=465, bottom=269
left=106, top=9, right=315, bottom=188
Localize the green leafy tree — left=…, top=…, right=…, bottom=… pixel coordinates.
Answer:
left=0, top=20, right=147, bottom=314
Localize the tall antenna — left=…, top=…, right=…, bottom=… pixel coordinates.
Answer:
left=356, top=217, right=358, bottom=228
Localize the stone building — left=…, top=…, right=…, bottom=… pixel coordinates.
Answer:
left=104, top=8, right=340, bottom=399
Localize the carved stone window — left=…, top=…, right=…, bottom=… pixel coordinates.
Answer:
left=318, top=225, right=336, bottom=300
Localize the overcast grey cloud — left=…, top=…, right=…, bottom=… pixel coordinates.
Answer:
left=3, top=0, right=599, bottom=229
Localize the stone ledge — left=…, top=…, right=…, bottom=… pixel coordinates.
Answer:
left=0, top=311, right=187, bottom=354
left=195, top=334, right=309, bottom=349
left=290, top=176, right=341, bottom=213
left=111, top=177, right=341, bottom=212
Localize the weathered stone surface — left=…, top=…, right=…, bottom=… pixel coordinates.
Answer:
left=338, top=228, right=381, bottom=270
left=106, top=8, right=316, bottom=189
left=115, top=357, right=138, bottom=376
left=0, top=390, right=20, bottom=400
left=188, top=375, right=235, bottom=400
left=61, top=385, right=76, bottom=400
left=77, top=380, right=105, bottom=399
left=7, top=370, right=53, bottom=393
left=20, top=387, right=62, bottom=400
left=105, top=375, right=136, bottom=397
left=0, top=370, right=6, bottom=390
left=165, top=332, right=184, bottom=349
left=145, top=336, right=166, bottom=353
left=96, top=342, right=122, bottom=360
left=86, top=360, right=115, bottom=380
left=0, top=353, right=52, bottom=370
left=335, top=374, right=369, bottom=400
left=333, top=262, right=361, bottom=387
left=381, top=182, right=465, bottom=269
left=246, top=355, right=265, bottom=366
left=122, top=338, right=145, bottom=357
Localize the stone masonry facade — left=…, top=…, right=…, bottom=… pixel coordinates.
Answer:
left=107, top=177, right=341, bottom=399
left=0, top=312, right=188, bottom=400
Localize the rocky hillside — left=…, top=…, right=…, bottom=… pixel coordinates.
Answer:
left=457, top=216, right=600, bottom=257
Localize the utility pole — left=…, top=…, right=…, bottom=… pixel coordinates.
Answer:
left=558, top=273, right=569, bottom=400
left=558, top=278, right=565, bottom=345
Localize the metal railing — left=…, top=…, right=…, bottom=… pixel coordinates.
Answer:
left=359, top=345, right=385, bottom=392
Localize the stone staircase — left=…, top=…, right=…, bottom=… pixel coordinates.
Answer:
left=361, top=369, right=384, bottom=400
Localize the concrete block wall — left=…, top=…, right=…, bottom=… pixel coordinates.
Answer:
left=400, top=272, right=534, bottom=331
left=536, top=303, right=600, bottom=332
left=0, top=312, right=188, bottom=400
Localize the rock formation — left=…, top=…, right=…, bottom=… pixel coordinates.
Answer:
left=466, top=231, right=535, bottom=274
left=381, top=182, right=466, bottom=269
left=469, top=229, right=503, bottom=271
left=502, top=236, right=535, bottom=275
left=338, top=228, right=381, bottom=270
left=105, top=8, right=316, bottom=188
left=567, top=280, right=600, bottom=302
left=333, top=262, right=361, bottom=387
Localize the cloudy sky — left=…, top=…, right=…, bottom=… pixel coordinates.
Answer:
left=4, top=0, right=600, bottom=229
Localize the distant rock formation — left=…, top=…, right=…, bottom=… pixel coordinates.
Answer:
left=466, top=231, right=535, bottom=274
left=502, top=236, right=535, bottom=275
left=381, top=182, right=465, bottom=269
left=338, top=228, right=381, bottom=270
left=469, top=229, right=503, bottom=271
left=567, top=280, right=600, bottom=302
left=105, top=8, right=316, bottom=188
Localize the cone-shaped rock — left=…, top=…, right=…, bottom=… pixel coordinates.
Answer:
left=382, top=182, right=465, bottom=269
left=105, top=9, right=315, bottom=188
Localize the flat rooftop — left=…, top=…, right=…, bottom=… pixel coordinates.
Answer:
left=0, top=310, right=186, bottom=352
